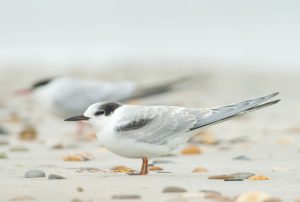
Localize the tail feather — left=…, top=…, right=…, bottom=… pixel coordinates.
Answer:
left=188, top=92, right=280, bottom=131
left=121, top=76, right=189, bottom=101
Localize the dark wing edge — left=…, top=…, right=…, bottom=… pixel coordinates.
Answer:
left=115, top=118, right=153, bottom=132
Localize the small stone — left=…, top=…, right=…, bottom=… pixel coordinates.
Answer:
left=19, top=125, right=37, bottom=141
left=48, top=174, right=66, bottom=179
left=231, top=172, right=255, bottom=179
left=0, top=127, right=8, bottom=135
left=199, top=190, right=222, bottom=199
left=272, top=167, right=289, bottom=172
left=233, top=155, right=252, bottom=160
left=189, top=130, right=219, bottom=145
left=0, top=152, right=8, bottom=159
left=52, top=144, right=64, bottom=149
left=208, top=172, right=255, bottom=180
left=0, top=140, right=9, bottom=146
left=162, top=186, right=187, bottom=193
left=149, top=166, right=163, bottom=171
left=63, top=153, right=93, bottom=161
left=10, top=146, right=29, bottom=152
left=112, top=194, right=141, bottom=199
left=236, top=191, right=270, bottom=202
left=156, top=171, right=172, bottom=173
left=152, top=160, right=175, bottom=164
left=71, top=198, right=84, bottom=202
left=25, top=170, right=46, bottom=178
left=77, top=186, right=84, bottom=192
left=224, top=179, right=244, bottom=181
left=10, top=195, right=35, bottom=201
left=111, top=165, right=135, bottom=173
left=286, top=127, right=300, bottom=134
left=208, top=175, right=233, bottom=180
left=248, top=175, right=270, bottom=180
left=181, top=145, right=202, bottom=155
left=192, top=167, right=208, bottom=173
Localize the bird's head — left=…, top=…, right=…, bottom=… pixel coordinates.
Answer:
left=14, top=78, right=54, bottom=95
left=64, top=102, right=121, bottom=128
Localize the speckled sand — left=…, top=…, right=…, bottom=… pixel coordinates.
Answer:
left=0, top=68, right=299, bottom=202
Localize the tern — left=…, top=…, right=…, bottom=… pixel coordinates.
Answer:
left=65, top=92, right=280, bottom=175
left=17, top=76, right=187, bottom=117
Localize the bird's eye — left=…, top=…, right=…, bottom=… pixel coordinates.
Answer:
left=94, top=110, right=105, bottom=116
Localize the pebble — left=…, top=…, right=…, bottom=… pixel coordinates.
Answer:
left=48, top=174, right=66, bottom=179
left=181, top=145, right=202, bottom=155
left=248, top=175, right=270, bottom=180
left=153, top=160, right=175, bottom=164
left=0, top=152, right=8, bottom=159
left=208, top=172, right=255, bottom=180
left=233, top=155, right=252, bottom=160
left=10, top=195, right=35, bottom=201
left=192, top=167, right=208, bottom=173
left=10, top=146, right=29, bottom=152
left=77, top=186, right=84, bottom=192
left=112, top=194, right=141, bottom=199
left=111, top=165, right=135, bottom=173
left=63, top=153, right=93, bottom=161
left=19, top=125, right=37, bottom=141
left=25, top=170, right=46, bottom=178
left=148, top=166, right=163, bottom=171
left=156, top=171, right=172, bottom=173
left=224, top=179, right=244, bottom=181
left=162, top=186, right=187, bottom=193
left=236, top=191, right=270, bottom=202
left=0, top=127, right=8, bottom=135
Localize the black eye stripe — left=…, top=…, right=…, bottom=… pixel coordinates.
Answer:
left=95, top=110, right=105, bottom=116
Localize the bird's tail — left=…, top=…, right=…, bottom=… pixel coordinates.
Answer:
left=188, top=92, right=280, bottom=131
left=122, top=76, right=189, bottom=101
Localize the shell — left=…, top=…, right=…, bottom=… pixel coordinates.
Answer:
left=248, top=175, right=270, bottom=180
left=192, top=167, right=208, bottom=173
left=149, top=166, right=163, bottom=171
left=236, top=191, right=270, bottom=202
left=110, top=165, right=135, bottom=173
left=181, top=145, right=202, bottom=155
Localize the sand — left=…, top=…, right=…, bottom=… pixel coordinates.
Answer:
left=0, top=68, right=299, bottom=202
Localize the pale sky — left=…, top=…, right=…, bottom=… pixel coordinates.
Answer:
left=0, top=0, right=300, bottom=69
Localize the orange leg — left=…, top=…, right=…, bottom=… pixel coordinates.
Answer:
left=128, top=157, right=148, bottom=175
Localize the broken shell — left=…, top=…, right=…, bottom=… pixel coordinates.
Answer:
left=192, top=167, right=208, bottom=173
left=19, top=125, right=37, bottom=141
left=236, top=191, right=270, bottom=202
left=248, top=175, right=270, bottom=180
left=181, top=145, right=202, bottom=155
left=63, top=153, right=93, bottom=161
left=149, top=166, right=163, bottom=171
left=110, top=165, right=135, bottom=173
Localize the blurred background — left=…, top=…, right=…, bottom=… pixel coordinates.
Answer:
left=1, top=0, right=300, bottom=72
left=1, top=1, right=300, bottom=201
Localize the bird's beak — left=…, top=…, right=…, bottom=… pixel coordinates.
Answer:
left=13, top=89, right=32, bottom=95
left=64, top=115, right=90, bottom=121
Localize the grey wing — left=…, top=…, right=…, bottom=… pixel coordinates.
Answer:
left=114, top=106, right=210, bottom=145
left=189, top=92, right=279, bottom=130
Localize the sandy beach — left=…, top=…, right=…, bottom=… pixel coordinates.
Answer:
left=0, top=68, right=299, bottom=202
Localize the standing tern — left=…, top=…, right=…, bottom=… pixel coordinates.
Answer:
left=65, top=92, right=280, bottom=175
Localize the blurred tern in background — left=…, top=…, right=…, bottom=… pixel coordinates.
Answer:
left=17, top=76, right=188, bottom=117
left=65, top=92, right=280, bottom=175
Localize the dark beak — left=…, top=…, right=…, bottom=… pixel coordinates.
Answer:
left=64, top=115, right=90, bottom=121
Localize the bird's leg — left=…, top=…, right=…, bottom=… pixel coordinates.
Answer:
left=128, top=157, right=149, bottom=175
